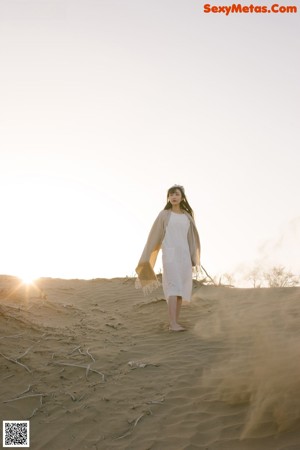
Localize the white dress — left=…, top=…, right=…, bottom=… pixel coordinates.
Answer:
left=161, top=212, right=192, bottom=302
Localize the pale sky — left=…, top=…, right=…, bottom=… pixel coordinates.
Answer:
left=0, top=0, right=299, bottom=282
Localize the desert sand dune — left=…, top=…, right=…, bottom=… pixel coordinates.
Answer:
left=0, top=276, right=300, bottom=450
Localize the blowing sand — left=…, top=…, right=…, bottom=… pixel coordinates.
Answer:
left=0, top=275, right=300, bottom=450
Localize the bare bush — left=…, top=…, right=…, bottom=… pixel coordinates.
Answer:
left=263, top=266, right=299, bottom=288
left=246, top=267, right=263, bottom=288
left=221, top=272, right=235, bottom=287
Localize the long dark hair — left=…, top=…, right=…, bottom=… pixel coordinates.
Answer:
left=164, top=185, right=194, bottom=218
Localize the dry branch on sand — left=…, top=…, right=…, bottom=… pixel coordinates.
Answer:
left=115, top=410, right=152, bottom=440
left=2, top=385, right=47, bottom=420
left=51, top=361, right=105, bottom=382
left=128, top=360, right=159, bottom=369
left=3, top=384, right=48, bottom=418
left=3, top=393, right=48, bottom=404
left=0, top=349, right=32, bottom=373
left=0, top=333, right=24, bottom=340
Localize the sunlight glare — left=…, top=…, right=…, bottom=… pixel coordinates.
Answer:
left=20, top=274, right=37, bottom=285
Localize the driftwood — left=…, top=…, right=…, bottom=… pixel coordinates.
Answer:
left=52, top=361, right=105, bottom=382
left=0, top=350, right=32, bottom=373
left=115, top=410, right=152, bottom=440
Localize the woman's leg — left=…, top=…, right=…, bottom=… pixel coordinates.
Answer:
left=168, top=296, right=185, bottom=331
left=176, top=296, right=182, bottom=322
left=168, top=296, right=177, bottom=328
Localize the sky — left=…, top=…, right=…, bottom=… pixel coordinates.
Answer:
left=0, top=0, right=299, bottom=283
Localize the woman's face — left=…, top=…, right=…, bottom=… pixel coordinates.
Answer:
left=168, top=189, right=183, bottom=206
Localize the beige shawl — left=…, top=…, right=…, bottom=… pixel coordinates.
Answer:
left=135, top=209, right=201, bottom=294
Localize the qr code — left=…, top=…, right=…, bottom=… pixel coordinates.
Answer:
left=3, top=421, right=30, bottom=448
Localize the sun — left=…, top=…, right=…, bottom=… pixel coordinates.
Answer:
left=19, top=274, right=37, bottom=285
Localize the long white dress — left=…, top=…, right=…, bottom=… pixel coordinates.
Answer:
left=161, top=212, right=192, bottom=302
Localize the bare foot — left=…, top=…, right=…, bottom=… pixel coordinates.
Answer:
left=169, top=324, right=186, bottom=332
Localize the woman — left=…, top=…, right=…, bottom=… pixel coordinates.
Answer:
left=135, top=185, right=201, bottom=331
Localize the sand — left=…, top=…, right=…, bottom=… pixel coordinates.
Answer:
left=1, top=275, right=300, bottom=450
